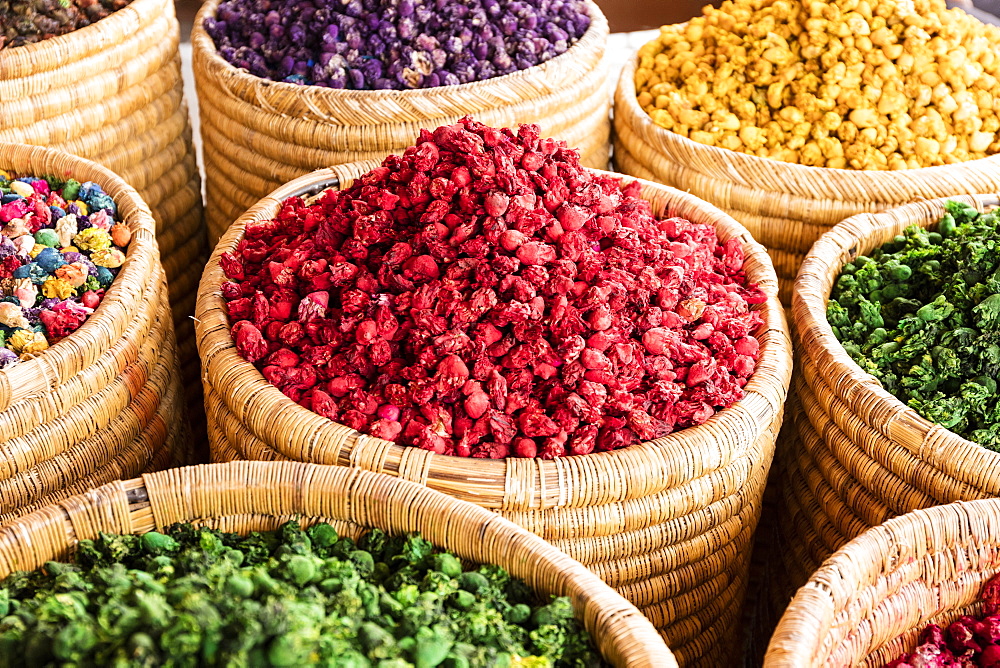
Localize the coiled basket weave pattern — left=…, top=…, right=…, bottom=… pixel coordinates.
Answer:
left=770, top=194, right=1000, bottom=611
left=765, top=499, right=1000, bottom=666
left=612, top=52, right=1000, bottom=304
left=194, top=163, right=793, bottom=666
left=0, top=460, right=677, bottom=667
left=0, top=142, right=191, bottom=525
left=191, top=0, right=612, bottom=244
left=0, top=0, right=208, bottom=396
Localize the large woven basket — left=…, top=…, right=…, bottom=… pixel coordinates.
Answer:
left=0, top=142, right=191, bottom=524
left=765, top=498, right=1000, bottom=666
left=0, top=0, right=208, bottom=409
left=194, top=163, right=793, bottom=665
left=612, top=51, right=1000, bottom=304
left=766, top=194, right=1000, bottom=607
left=0, top=460, right=677, bottom=667
left=191, top=0, right=612, bottom=243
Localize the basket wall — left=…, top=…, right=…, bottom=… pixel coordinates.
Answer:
left=765, top=499, right=1000, bottom=666
left=612, top=54, right=1000, bottom=305
left=0, top=460, right=676, bottom=667
left=194, top=164, right=793, bottom=666
left=0, top=142, right=191, bottom=524
left=0, top=0, right=209, bottom=420
left=765, top=195, right=1000, bottom=617
left=191, top=0, right=613, bottom=244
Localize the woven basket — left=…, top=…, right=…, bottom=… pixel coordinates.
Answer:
left=194, top=163, right=793, bottom=665
left=612, top=51, right=1000, bottom=304
left=0, top=141, right=191, bottom=523
left=763, top=194, right=1000, bottom=610
left=0, top=0, right=208, bottom=404
left=0, top=460, right=676, bottom=667
left=765, top=498, right=1000, bottom=666
left=191, top=0, right=612, bottom=243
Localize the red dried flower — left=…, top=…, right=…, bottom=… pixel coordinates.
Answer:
left=221, top=118, right=766, bottom=458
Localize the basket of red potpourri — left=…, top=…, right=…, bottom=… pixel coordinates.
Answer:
left=195, top=117, right=791, bottom=663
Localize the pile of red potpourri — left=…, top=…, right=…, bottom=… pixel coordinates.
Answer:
left=887, top=574, right=1000, bottom=668
left=219, top=118, right=766, bottom=459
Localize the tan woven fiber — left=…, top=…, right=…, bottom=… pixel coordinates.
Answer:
left=755, top=195, right=1000, bottom=653
left=612, top=52, right=1000, bottom=304
left=192, top=0, right=611, bottom=242
left=195, top=163, right=792, bottom=664
left=0, top=461, right=676, bottom=667
left=0, top=0, right=208, bottom=427
left=765, top=499, right=1000, bottom=666
left=0, top=141, right=191, bottom=523
left=794, top=194, right=1000, bottom=501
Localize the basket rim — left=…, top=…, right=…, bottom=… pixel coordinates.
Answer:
left=190, top=0, right=608, bottom=107
left=0, top=142, right=160, bottom=394
left=764, top=497, right=1000, bottom=666
left=0, top=460, right=677, bottom=668
left=0, top=0, right=168, bottom=69
left=792, top=194, right=1000, bottom=486
left=614, top=47, right=1000, bottom=192
left=195, top=160, right=791, bottom=507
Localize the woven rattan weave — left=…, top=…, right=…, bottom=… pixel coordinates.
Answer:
left=612, top=51, right=1000, bottom=304
left=191, top=0, right=612, bottom=243
left=0, top=460, right=676, bottom=667
left=0, top=142, right=191, bottom=523
left=0, top=0, right=209, bottom=415
left=195, top=163, right=793, bottom=664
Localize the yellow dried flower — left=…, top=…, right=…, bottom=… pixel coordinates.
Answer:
left=9, top=329, right=48, bottom=356
left=634, top=0, right=1000, bottom=169
left=42, top=277, right=76, bottom=300
left=9, top=181, right=34, bottom=198
left=91, top=248, right=126, bottom=268
left=72, top=227, right=111, bottom=252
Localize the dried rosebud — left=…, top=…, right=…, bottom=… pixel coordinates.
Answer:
left=232, top=320, right=268, bottom=363
left=377, top=404, right=401, bottom=421
left=513, top=437, right=537, bottom=458
left=580, top=348, right=611, bottom=371
left=484, top=192, right=510, bottom=217
left=356, top=320, right=379, bottom=344
left=734, top=335, right=760, bottom=357
left=403, top=254, right=440, bottom=281
left=222, top=118, right=763, bottom=459
left=310, top=388, right=339, bottom=420
left=370, top=419, right=403, bottom=441
left=642, top=328, right=673, bottom=355
left=516, top=241, right=557, bottom=266
left=588, top=305, right=612, bottom=331
left=464, top=391, right=490, bottom=419
left=298, top=291, right=329, bottom=322
left=436, top=354, right=470, bottom=390
left=499, top=229, right=526, bottom=251
left=556, top=203, right=590, bottom=231
left=80, top=290, right=102, bottom=309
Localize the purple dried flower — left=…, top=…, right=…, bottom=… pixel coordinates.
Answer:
left=205, top=0, right=591, bottom=90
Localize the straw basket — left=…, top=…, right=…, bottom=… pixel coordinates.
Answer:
left=191, top=0, right=612, bottom=243
left=0, top=142, right=191, bottom=524
left=612, top=51, right=1000, bottom=304
left=0, top=460, right=677, bottom=667
left=768, top=194, right=1000, bottom=600
left=194, top=163, right=793, bottom=665
left=0, top=0, right=208, bottom=397
left=765, top=499, right=1000, bottom=666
